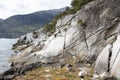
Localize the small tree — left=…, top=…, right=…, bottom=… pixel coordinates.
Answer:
left=71, top=0, right=93, bottom=12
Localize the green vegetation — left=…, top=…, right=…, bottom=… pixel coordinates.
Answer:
left=14, top=67, right=80, bottom=80
left=0, top=9, right=62, bottom=38
left=44, top=11, right=67, bottom=34
left=44, top=0, right=93, bottom=34
left=71, top=0, right=93, bottom=13
left=44, top=20, right=56, bottom=34
left=78, top=19, right=86, bottom=27
left=61, top=0, right=94, bottom=15
left=56, top=0, right=93, bottom=18
left=63, top=27, right=68, bottom=32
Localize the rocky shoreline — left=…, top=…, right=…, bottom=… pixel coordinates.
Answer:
left=0, top=62, right=44, bottom=80
left=0, top=61, right=80, bottom=80
left=0, top=61, right=117, bottom=80
left=1, top=0, right=120, bottom=79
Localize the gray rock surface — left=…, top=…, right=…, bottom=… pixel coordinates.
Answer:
left=110, top=35, right=120, bottom=78
left=9, top=0, right=120, bottom=79
left=95, top=44, right=112, bottom=74
left=95, top=35, right=120, bottom=79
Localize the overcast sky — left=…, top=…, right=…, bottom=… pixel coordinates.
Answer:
left=0, top=0, right=72, bottom=19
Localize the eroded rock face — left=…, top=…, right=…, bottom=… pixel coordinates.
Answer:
left=95, top=44, right=112, bottom=74
left=10, top=0, right=120, bottom=79
left=95, top=35, right=120, bottom=79
left=110, top=35, right=120, bottom=78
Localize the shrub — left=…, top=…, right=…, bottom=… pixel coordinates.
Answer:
left=44, top=0, right=92, bottom=34
left=44, top=23, right=56, bottom=34
left=78, top=19, right=86, bottom=27
left=71, top=0, right=93, bottom=13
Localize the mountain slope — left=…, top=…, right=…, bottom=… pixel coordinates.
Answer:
left=0, top=19, right=3, bottom=21
left=0, top=8, right=65, bottom=38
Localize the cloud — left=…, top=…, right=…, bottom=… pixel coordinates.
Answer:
left=0, top=0, right=72, bottom=19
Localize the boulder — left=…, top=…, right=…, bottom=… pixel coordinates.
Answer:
left=95, top=35, right=120, bottom=79
left=0, top=68, right=16, bottom=80
left=110, top=35, right=120, bottom=79
left=95, top=44, right=112, bottom=74
left=78, top=67, right=90, bottom=79
left=4, top=75, right=15, bottom=80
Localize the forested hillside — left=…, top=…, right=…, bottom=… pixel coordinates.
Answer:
left=0, top=8, right=65, bottom=38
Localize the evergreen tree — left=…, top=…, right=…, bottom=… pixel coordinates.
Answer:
left=71, top=0, right=93, bottom=12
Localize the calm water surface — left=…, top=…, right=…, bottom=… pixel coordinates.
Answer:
left=0, top=38, right=17, bottom=73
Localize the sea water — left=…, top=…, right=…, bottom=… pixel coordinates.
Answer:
left=0, top=38, right=17, bottom=73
